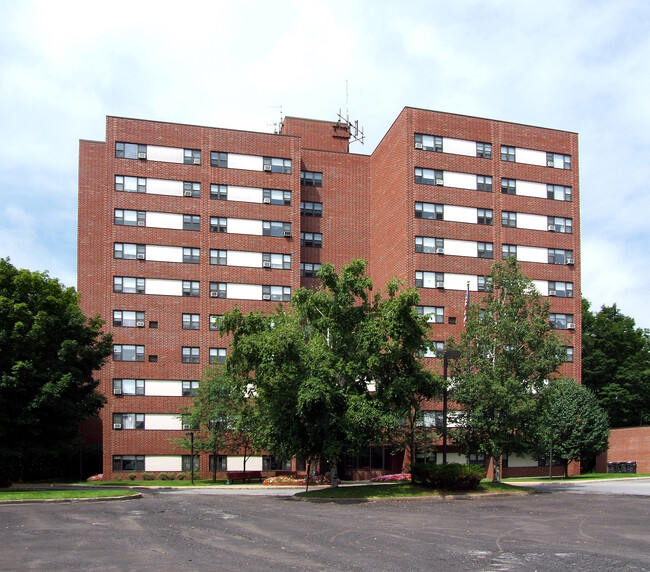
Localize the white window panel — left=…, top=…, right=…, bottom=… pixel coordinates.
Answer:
left=227, top=186, right=264, bottom=203
left=533, top=280, right=547, bottom=295
left=443, top=273, right=475, bottom=291
left=445, top=205, right=476, bottom=223
left=145, top=245, right=184, bottom=263
left=516, top=213, right=548, bottom=231
left=227, top=218, right=264, bottom=235
left=514, top=148, right=546, bottom=166
left=144, top=414, right=183, bottom=430
left=227, top=456, right=263, bottom=472
left=442, top=137, right=476, bottom=156
left=146, top=146, right=185, bottom=163
left=516, top=180, right=547, bottom=199
left=228, top=283, right=263, bottom=300
left=506, top=454, right=537, bottom=468
left=147, top=178, right=184, bottom=196
left=516, top=246, right=548, bottom=263
left=227, top=251, right=263, bottom=267
left=146, top=212, right=184, bottom=230
left=444, top=239, right=478, bottom=257
left=144, top=456, right=182, bottom=472
left=228, top=154, right=264, bottom=170
left=145, top=279, right=183, bottom=296
left=444, top=171, right=477, bottom=190
left=145, top=380, right=184, bottom=397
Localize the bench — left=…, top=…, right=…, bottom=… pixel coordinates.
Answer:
left=226, top=471, right=263, bottom=484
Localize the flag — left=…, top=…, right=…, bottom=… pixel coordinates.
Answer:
left=464, top=281, right=470, bottom=325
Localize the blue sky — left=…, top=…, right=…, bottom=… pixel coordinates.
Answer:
left=1, top=0, right=649, bottom=328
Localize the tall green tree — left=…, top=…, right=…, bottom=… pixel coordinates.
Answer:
left=582, top=300, right=650, bottom=427
left=0, top=258, right=112, bottom=483
left=531, top=378, right=609, bottom=477
left=222, top=259, right=439, bottom=487
left=447, top=258, right=565, bottom=482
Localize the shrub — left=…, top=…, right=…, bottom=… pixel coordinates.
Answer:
left=141, top=472, right=155, bottom=481
left=411, top=463, right=483, bottom=491
left=127, top=473, right=138, bottom=481
left=158, top=472, right=174, bottom=481
left=86, top=474, right=103, bottom=482
left=176, top=472, right=190, bottom=480
left=371, top=473, right=411, bottom=482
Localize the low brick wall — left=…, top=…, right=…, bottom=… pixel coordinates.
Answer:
left=596, top=426, right=650, bottom=473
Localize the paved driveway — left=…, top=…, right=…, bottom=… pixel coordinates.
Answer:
left=516, top=477, right=650, bottom=496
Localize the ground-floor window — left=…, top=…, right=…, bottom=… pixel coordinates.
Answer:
left=113, top=455, right=145, bottom=472
left=209, top=455, right=227, bottom=472
left=263, top=456, right=292, bottom=471
left=344, top=446, right=392, bottom=471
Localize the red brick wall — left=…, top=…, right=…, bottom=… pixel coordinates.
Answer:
left=596, top=426, right=650, bottom=473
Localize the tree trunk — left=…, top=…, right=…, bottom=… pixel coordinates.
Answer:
left=330, top=460, right=339, bottom=488
left=212, top=446, right=218, bottom=483
left=492, top=455, right=501, bottom=483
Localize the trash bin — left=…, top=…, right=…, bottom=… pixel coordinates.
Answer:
left=608, top=462, right=617, bottom=473
left=625, top=462, right=637, bottom=474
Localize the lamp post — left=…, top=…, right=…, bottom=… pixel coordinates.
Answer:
left=186, top=431, right=195, bottom=484
left=442, top=350, right=461, bottom=465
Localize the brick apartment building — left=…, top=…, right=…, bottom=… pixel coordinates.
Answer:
left=78, top=107, right=581, bottom=480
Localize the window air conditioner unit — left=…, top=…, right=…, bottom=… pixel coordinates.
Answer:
left=548, top=224, right=556, bottom=232
left=136, top=321, right=145, bottom=328
left=193, top=158, right=201, bottom=165
left=547, top=160, right=555, bottom=167
left=263, top=164, right=273, bottom=171
left=113, top=423, right=122, bottom=430
left=184, top=190, right=193, bottom=197
left=436, top=248, right=444, bottom=254
left=567, top=323, right=576, bottom=330
left=137, top=152, right=147, bottom=160
left=113, top=388, right=122, bottom=395
left=263, top=261, right=271, bottom=268
left=435, top=179, right=444, bottom=185
left=436, top=281, right=445, bottom=289
left=414, top=142, right=423, bottom=149
left=210, top=291, right=219, bottom=297
left=565, top=258, right=575, bottom=265
left=263, top=197, right=271, bottom=204
left=182, top=424, right=192, bottom=430
left=263, top=294, right=271, bottom=300
left=137, top=220, right=145, bottom=227
left=548, top=290, right=556, bottom=296
left=136, top=253, right=145, bottom=260
left=283, top=230, right=292, bottom=237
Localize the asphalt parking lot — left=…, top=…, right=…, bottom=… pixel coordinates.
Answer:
left=1, top=481, right=649, bottom=571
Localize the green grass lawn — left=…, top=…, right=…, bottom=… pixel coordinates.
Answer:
left=503, top=473, right=650, bottom=482
left=84, top=479, right=227, bottom=487
left=0, top=489, right=139, bottom=501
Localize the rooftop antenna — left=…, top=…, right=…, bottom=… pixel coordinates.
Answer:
left=267, top=105, right=283, bottom=134
left=337, top=81, right=365, bottom=145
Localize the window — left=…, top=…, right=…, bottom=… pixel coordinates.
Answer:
left=182, top=381, right=199, bottom=397
left=502, top=211, right=517, bottom=228
left=476, top=175, right=492, bottom=192
left=467, top=453, right=485, bottom=465
left=548, top=216, right=573, bottom=233
left=209, top=315, right=223, bottom=331
left=210, top=184, right=227, bottom=200
left=565, top=347, right=574, bottom=363
left=300, top=201, right=323, bottom=217
left=113, top=413, right=144, bottom=430
left=115, top=175, right=146, bottom=193
left=183, top=181, right=201, bottom=197
left=182, top=347, right=200, bottom=363
left=547, top=152, right=571, bottom=169
left=501, top=178, right=516, bottom=195
left=114, top=243, right=145, bottom=260
left=115, top=142, right=146, bottom=159
left=263, top=221, right=292, bottom=237
left=115, top=209, right=145, bottom=226
left=262, top=285, right=291, bottom=302
left=429, top=341, right=445, bottom=358
left=210, top=282, right=227, bottom=298
left=263, top=157, right=292, bottom=174
left=183, top=215, right=200, bottom=230
left=113, top=310, right=145, bottom=327
left=113, top=455, right=144, bottom=472
left=548, top=249, right=574, bottom=265
left=500, top=145, right=515, bottom=162
left=549, top=314, right=575, bottom=330
left=300, top=262, right=322, bottom=278
left=416, top=411, right=444, bottom=428
left=414, top=168, right=444, bottom=185
left=182, top=281, right=200, bottom=297
left=209, top=348, right=227, bottom=364
left=415, top=236, right=444, bottom=254
left=113, top=379, right=145, bottom=396
left=477, top=242, right=494, bottom=259
left=547, top=184, right=572, bottom=201
left=183, top=247, right=200, bottom=264
left=210, top=217, right=227, bottom=233
left=184, top=149, right=201, bottom=165
left=263, top=253, right=291, bottom=269
left=477, top=208, right=493, bottom=226
left=211, top=151, right=228, bottom=167
left=182, top=455, right=200, bottom=472
left=113, top=345, right=145, bottom=362
left=210, top=249, right=227, bottom=266
left=149, top=321, right=158, bottom=329
left=262, top=456, right=292, bottom=471
left=548, top=281, right=574, bottom=298
left=209, top=455, right=227, bottom=472
left=182, top=313, right=200, bottom=330
left=414, top=133, right=442, bottom=152
left=114, top=277, right=145, bottom=294
left=300, top=171, right=323, bottom=187
left=300, top=232, right=322, bottom=248
left=476, top=142, right=492, bottom=159
left=502, top=244, right=517, bottom=259
left=415, top=271, right=445, bottom=289
left=415, top=202, right=444, bottom=220
left=477, top=276, right=493, bottom=292
left=416, top=306, right=444, bottom=323
left=263, top=189, right=292, bottom=205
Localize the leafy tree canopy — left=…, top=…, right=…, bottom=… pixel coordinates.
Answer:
left=0, top=258, right=112, bottom=482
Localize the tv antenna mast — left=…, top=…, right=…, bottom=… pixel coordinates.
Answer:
left=337, top=80, right=364, bottom=145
